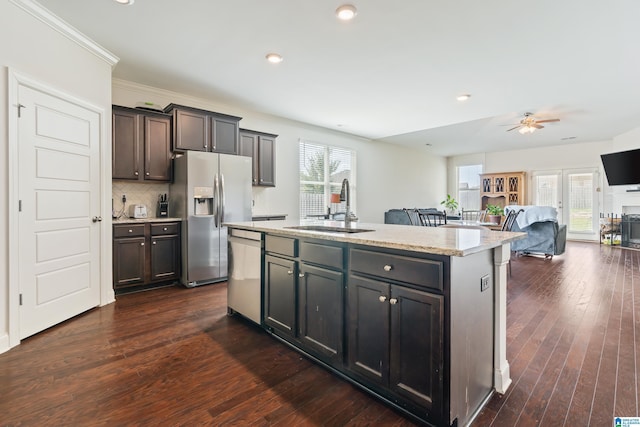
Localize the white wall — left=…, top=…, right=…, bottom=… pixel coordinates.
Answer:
left=0, top=1, right=113, bottom=353
left=112, top=80, right=447, bottom=223
left=449, top=140, right=612, bottom=210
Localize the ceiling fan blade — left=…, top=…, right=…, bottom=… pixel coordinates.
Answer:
left=506, top=125, right=522, bottom=132
left=531, top=124, right=544, bottom=129
left=535, top=119, right=560, bottom=123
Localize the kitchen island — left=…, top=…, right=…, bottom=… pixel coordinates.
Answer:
left=224, top=220, right=524, bottom=427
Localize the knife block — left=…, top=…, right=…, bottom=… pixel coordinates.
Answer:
left=157, top=201, right=169, bottom=217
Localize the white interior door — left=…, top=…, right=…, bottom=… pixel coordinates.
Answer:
left=532, top=168, right=599, bottom=241
left=18, top=84, right=102, bottom=339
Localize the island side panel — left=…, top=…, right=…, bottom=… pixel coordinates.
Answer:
left=450, top=249, right=494, bottom=426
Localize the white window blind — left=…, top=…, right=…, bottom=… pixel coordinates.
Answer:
left=299, top=141, right=356, bottom=219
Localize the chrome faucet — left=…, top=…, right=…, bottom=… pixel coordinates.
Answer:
left=340, top=178, right=358, bottom=224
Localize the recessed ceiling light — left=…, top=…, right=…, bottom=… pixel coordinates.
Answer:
left=456, top=94, right=471, bottom=101
left=114, top=0, right=134, bottom=4
left=336, top=4, right=357, bottom=21
left=265, top=53, right=283, bottom=64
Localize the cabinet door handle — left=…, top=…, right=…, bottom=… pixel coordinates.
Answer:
left=163, top=227, right=168, bottom=231
left=140, top=242, right=145, bottom=246
left=152, top=241, right=156, bottom=245
left=383, top=264, right=393, bottom=272
left=134, top=171, right=139, bottom=176
left=299, top=273, right=305, bottom=278
left=389, top=298, right=398, bottom=305
left=287, top=270, right=293, bottom=275
left=128, top=229, right=133, bottom=233
left=378, top=295, right=387, bottom=303
left=146, top=172, right=150, bottom=176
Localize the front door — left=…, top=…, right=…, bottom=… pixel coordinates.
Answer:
left=18, top=84, right=102, bottom=339
left=532, top=168, right=599, bottom=241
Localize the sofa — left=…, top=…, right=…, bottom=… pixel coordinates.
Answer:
left=504, top=205, right=567, bottom=259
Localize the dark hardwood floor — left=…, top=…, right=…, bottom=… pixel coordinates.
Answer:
left=1, top=241, right=638, bottom=426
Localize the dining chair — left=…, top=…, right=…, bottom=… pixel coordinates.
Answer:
left=403, top=208, right=417, bottom=225
left=461, top=209, right=487, bottom=222
left=501, top=208, right=524, bottom=276
left=416, top=209, right=447, bottom=227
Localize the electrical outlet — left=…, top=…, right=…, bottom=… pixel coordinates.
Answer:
left=481, top=275, right=490, bottom=292
left=122, top=194, right=126, bottom=203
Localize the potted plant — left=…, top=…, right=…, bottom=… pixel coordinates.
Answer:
left=440, top=194, right=459, bottom=216
left=486, top=204, right=504, bottom=224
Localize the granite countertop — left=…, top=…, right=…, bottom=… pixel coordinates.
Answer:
left=112, top=217, right=182, bottom=224
left=224, top=219, right=526, bottom=257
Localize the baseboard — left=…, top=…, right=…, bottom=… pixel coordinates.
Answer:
left=0, top=333, right=11, bottom=355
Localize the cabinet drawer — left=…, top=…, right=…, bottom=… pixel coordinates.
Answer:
left=349, top=248, right=443, bottom=291
left=300, top=241, right=343, bottom=270
left=151, top=222, right=180, bottom=236
left=113, top=224, right=145, bottom=238
left=265, top=234, right=297, bottom=257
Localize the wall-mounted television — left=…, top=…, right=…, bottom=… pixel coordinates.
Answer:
left=601, top=148, right=640, bottom=186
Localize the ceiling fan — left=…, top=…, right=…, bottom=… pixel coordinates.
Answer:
left=506, top=112, right=560, bottom=134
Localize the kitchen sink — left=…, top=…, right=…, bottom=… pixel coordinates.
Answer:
left=285, top=225, right=374, bottom=233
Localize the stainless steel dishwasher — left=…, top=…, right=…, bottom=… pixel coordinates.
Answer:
left=227, top=229, right=262, bottom=324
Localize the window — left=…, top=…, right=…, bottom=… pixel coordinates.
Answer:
left=299, top=141, right=356, bottom=219
left=457, top=164, right=483, bottom=210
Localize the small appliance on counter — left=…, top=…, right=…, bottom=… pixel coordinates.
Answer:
left=129, top=204, right=148, bottom=219
left=157, top=193, right=169, bottom=217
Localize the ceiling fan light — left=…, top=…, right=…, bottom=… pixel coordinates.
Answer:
left=265, top=53, right=283, bottom=64
left=336, top=4, right=357, bottom=21
left=114, top=0, right=134, bottom=4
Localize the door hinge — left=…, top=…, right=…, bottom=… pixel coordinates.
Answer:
left=19, top=294, right=23, bottom=306
left=17, top=103, right=25, bottom=118
left=19, top=200, right=22, bottom=212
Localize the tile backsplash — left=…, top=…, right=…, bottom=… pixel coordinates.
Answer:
left=112, top=181, right=170, bottom=218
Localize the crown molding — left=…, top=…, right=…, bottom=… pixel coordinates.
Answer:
left=9, top=0, right=119, bottom=67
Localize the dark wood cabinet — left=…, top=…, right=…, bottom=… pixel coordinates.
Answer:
left=112, top=105, right=172, bottom=182
left=264, top=236, right=345, bottom=364
left=264, top=254, right=297, bottom=337
left=113, top=221, right=181, bottom=292
left=113, top=236, right=146, bottom=287
left=239, top=129, right=277, bottom=187
left=347, top=248, right=445, bottom=425
left=172, top=108, right=209, bottom=152
left=165, top=104, right=241, bottom=155
left=298, top=262, right=343, bottom=362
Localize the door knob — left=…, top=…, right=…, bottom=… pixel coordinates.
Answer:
left=287, top=270, right=293, bottom=275
left=378, top=295, right=387, bottom=303
left=389, top=298, right=398, bottom=305
left=383, top=265, right=393, bottom=272
left=299, top=273, right=305, bottom=278
left=92, top=216, right=102, bottom=223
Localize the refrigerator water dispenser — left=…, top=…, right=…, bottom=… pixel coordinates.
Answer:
left=193, top=186, right=214, bottom=215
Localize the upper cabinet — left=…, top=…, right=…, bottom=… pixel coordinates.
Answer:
left=480, top=171, right=527, bottom=209
left=164, top=104, right=241, bottom=155
left=239, top=129, right=277, bottom=187
left=112, top=105, right=172, bottom=182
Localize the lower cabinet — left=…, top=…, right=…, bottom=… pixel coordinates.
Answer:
left=264, top=254, right=297, bottom=337
left=260, top=232, right=449, bottom=426
left=348, top=274, right=444, bottom=420
left=298, top=262, right=343, bottom=363
left=113, top=221, right=181, bottom=292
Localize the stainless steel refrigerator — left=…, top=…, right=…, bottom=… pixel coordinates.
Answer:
left=170, top=151, right=252, bottom=287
